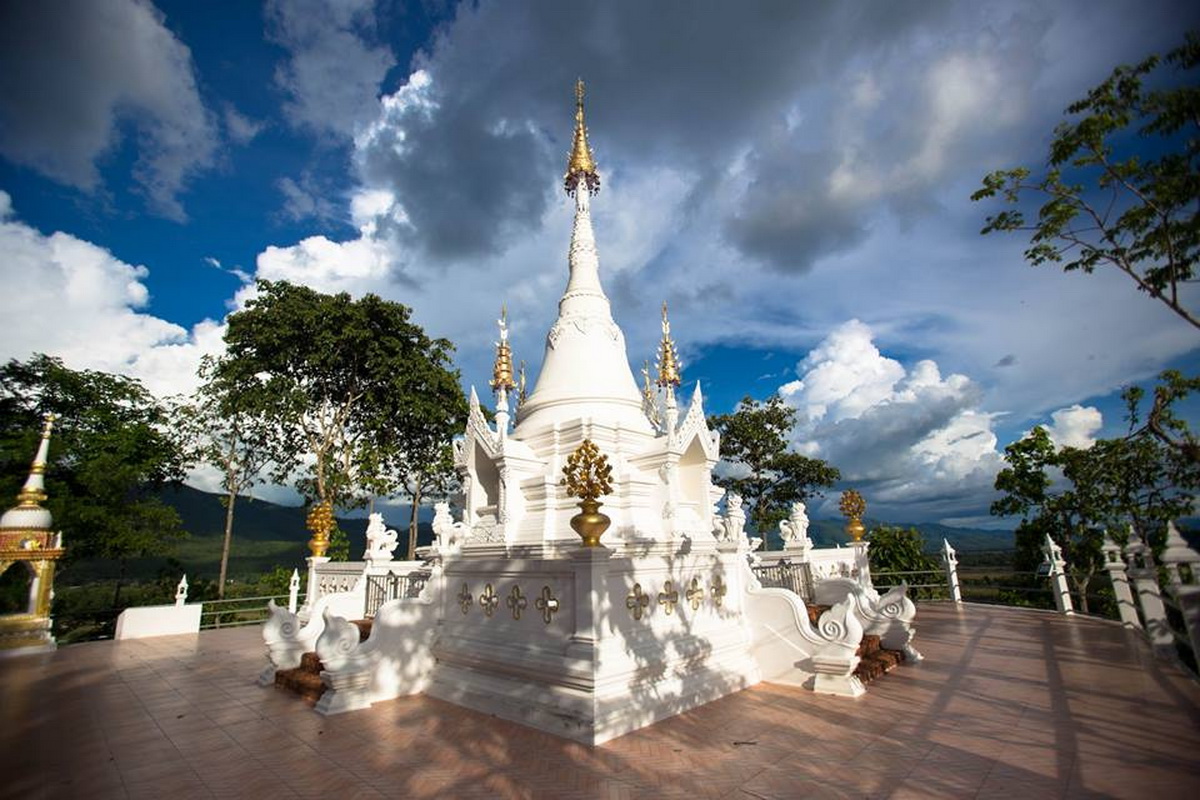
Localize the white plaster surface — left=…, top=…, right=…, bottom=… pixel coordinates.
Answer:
left=115, top=603, right=202, bottom=640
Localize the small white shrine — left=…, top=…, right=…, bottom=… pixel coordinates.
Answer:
left=262, top=81, right=919, bottom=745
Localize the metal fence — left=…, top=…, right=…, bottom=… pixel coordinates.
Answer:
left=364, top=570, right=431, bottom=618
left=200, top=593, right=301, bottom=630
left=751, top=561, right=814, bottom=603
left=872, top=569, right=950, bottom=600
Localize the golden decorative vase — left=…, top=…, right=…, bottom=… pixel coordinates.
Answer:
left=570, top=498, right=611, bottom=547
left=845, top=516, right=866, bottom=543
left=838, top=489, right=867, bottom=544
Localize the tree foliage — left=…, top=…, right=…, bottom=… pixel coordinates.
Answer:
left=177, top=355, right=276, bottom=596
left=973, top=32, right=1200, bottom=328
left=216, top=281, right=467, bottom=526
left=991, top=378, right=1198, bottom=611
left=708, top=395, right=840, bottom=533
left=0, top=355, right=189, bottom=603
left=867, top=526, right=940, bottom=575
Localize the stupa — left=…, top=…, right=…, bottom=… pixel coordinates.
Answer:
left=262, top=81, right=919, bottom=745
left=0, top=415, right=64, bottom=656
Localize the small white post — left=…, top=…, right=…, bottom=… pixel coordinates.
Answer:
left=288, top=568, right=301, bottom=614
left=1125, top=535, right=1173, bottom=656
left=942, top=538, right=962, bottom=604
left=303, top=556, right=330, bottom=618
left=1042, top=534, right=1075, bottom=616
left=1160, top=521, right=1200, bottom=661
left=175, top=575, right=188, bottom=607
left=1102, top=533, right=1140, bottom=628
left=852, top=540, right=873, bottom=591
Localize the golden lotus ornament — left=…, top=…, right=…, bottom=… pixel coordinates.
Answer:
left=839, top=489, right=867, bottom=543
left=561, top=439, right=614, bottom=547
left=306, top=500, right=335, bottom=557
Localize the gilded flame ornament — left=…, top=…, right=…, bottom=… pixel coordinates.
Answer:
left=490, top=305, right=515, bottom=392
left=564, top=78, right=600, bottom=196
left=839, top=489, right=866, bottom=543
left=306, top=500, right=335, bottom=558
left=655, top=301, right=681, bottom=388
left=560, top=438, right=614, bottom=547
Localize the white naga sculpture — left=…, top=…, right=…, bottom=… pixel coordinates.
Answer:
left=716, top=493, right=746, bottom=543
left=364, top=513, right=399, bottom=562
left=432, top=502, right=469, bottom=552
left=779, top=501, right=812, bottom=552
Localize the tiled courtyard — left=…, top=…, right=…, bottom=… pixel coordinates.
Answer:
left=2, top=603, right=1198, bottom=799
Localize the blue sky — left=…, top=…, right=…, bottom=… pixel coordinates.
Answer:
left=0, top=1, right=1197, bottom=525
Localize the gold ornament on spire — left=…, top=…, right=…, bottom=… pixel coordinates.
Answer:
left=15, top=414, right=55, bottom=509
left=839, top=489, right=866, bottom=543
left=490, top=305, right=515, bottom=392
left=655, top=301, right=681, bottom=388
left=561, top=439, right=614, bottom=547
left=564, top=78, right=600, bottom=196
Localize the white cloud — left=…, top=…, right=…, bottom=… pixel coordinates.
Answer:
left=224, top=105, right=265, bottom=145
left=0, top=191, right=222, bottom=398
left=1043, top=404, right=1103, bottom=450
left=777, top=320, right=1004, bottom=521
left=266, top=0, right=396, bottom=138
left=0, top=0, right=217, bottom=220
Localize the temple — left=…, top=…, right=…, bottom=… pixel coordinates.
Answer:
left=261, top=81, right=919, bottom=745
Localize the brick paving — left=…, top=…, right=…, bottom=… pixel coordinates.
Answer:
left=2, top=603, right=1199, bottom=799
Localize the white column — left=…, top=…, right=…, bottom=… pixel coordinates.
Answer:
left=302, top=556, right=330, bottom=618
left=1042, top=534, right=1075, bottom=616
left=852, top=540, right=873, bottom=590
left=1102, top=534, right=1140, bottom=628
left=1160, top=521, right=1200, bottom=661
left=566, top=546, right=613, bottom=660
left=175, top=575, right=188, bottom=607
left=941, top=539, right=962, bottom=605
left=1125, top=539, right=1173, bottom=655
left=288, top=568, right=301, bottom=614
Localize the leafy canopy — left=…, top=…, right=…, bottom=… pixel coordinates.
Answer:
left=708, top=395, right=840, bottom=534
left=216, top=280, right=467, bottom=514
left=0, top=354, right=189, bottom=565
left=973, top=32, right=1200, bottom=328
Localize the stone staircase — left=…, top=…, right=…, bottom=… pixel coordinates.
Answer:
left=806, top=604, right=906, bottom=685
left=273, top=619, right=372, bottom=704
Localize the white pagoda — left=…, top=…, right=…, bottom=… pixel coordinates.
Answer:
left=262, top=82, right=919, bottom=745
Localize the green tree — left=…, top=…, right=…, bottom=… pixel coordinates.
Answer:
left=867, top=526, right=940, bottom=575
left=0, top=355, right=190, bottom=606
left=708, top=395, right=840, bottom=534
left=972, top=32, right=1200, bottom=329
left=177, top=356, right=275, bottom=597
left=215, top=281, right=467, bottom=546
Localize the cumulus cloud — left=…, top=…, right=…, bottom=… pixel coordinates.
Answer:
left=0, top=0, right=217, bottom=220
left=0, top=191, right=221, bottom=397
left=223, top=105, right=265, bottom=145
left=266, top=0, right=396, bottom=138
left=1043, top=404, right=1103, bottom=450
left=777, top=320, right=1004, bottom=521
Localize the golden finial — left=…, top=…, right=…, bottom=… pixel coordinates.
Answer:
left=561, top=439, right=615, bottom=546
left=490, top=304, right=515, bottom=392
left=839, top=489, right=866, bottom=543
left=564, top=78, right=600, bottom=196
left=306, top=500, right=334, bottom=558
left=655, top=301, right=681, bottom=388
left=518, top=360, right=527, bottom=405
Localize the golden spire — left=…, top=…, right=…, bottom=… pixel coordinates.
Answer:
left=490, top=304, right=515, bottom=392
left=15, top=414, right=55, bottom=509
left=564, top=78, right=600, bottom=196
left=655, top=301, right=681, bottom=388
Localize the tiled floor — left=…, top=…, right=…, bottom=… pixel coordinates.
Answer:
left=2, top=603, right=1199, bottom=799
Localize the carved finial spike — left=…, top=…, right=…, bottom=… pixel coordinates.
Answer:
left=656, top=300, right=681, bottom=388
left=565, top=79, right=599, bottom=195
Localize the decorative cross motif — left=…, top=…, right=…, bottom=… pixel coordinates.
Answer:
left=479, top=583, right=500, bottom=617
left=506, top=584, right=528, bottom=621
left=686, top=577, right=704, bottom=611
left=626, top=583, right=650, bottom=621
left=458, top=583, right=473, bottom=614
left=535, top=585, right=560, bottom=625
left=712, top=575, right=727, bottom=607
left=658, top=580, right=679, bottom=615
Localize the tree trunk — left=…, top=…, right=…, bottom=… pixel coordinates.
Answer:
left=112, top=560, right=126, bottom=610
left=408, top=482, right=422, bottom=560
left=218, top=491, right=237, bottom=600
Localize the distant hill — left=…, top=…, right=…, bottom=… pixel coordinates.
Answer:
left=766, top=518, right=1014, bottom=553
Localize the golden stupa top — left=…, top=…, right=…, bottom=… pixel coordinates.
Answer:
left=490, top=305, right=516, bottom=392
left=0, top=414, right=56, bottom=531
left=564, top=79, right=600, bottom=195
left=655, top=301, right=682, bottom=388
